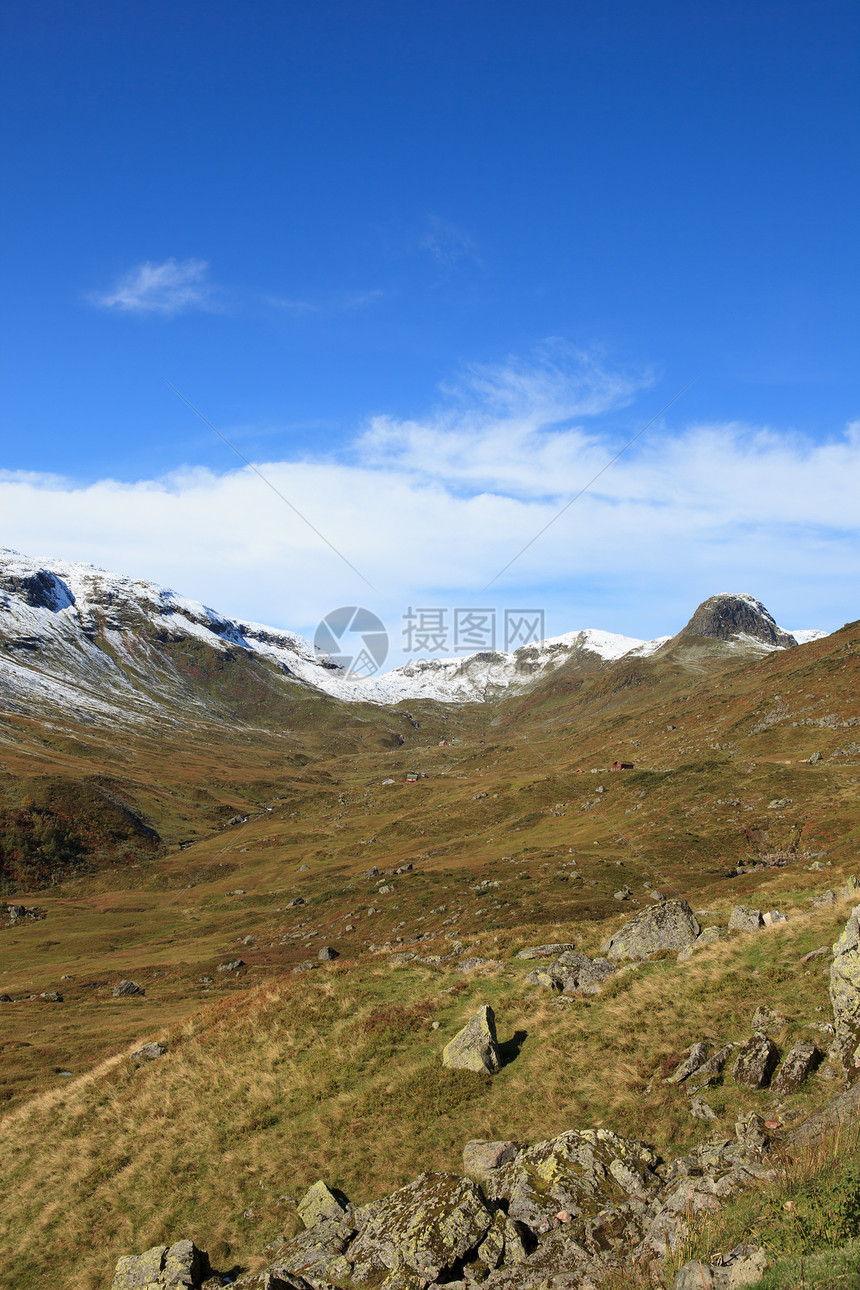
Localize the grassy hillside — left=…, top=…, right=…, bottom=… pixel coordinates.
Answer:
left=1, top=620, right=859, bottom=1286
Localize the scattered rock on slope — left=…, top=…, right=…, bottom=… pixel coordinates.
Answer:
left=728, top=907, right=763, bottom=933
left=112, top=979, right=145, bottom=997
left=602, top=899, right=700, bottom=962
left=442, top=1004, right=502, bottom=1074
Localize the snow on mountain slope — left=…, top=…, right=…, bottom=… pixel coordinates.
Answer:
left=790, top=629, right=830, bottom=646
left=0, top=549, right=830, bottom=718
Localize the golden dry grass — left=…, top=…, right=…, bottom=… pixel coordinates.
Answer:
left=0, top=895, right=854, bottom=1290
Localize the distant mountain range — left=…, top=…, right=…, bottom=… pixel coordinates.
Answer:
left=0, top=548, right=828, bottom=718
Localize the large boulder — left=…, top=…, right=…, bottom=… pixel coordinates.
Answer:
left=347, top=1172, right=494, bottom=1283
left=602, top=900, right=700, bottom=963
left=830, top=906, right=860, bottom=1073
left=442, top=1004, right=501, bottom=1074
left=481, top=1127, right=660, bottom=1230
left=112, top=1239, right=209, bottom=1289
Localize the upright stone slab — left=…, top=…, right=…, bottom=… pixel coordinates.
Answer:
left=771, top=1042, right=822, bottom=1096
left=442, top=1004, right=501, bottom=1074
left=732, top=1034, right=779, bottom=1089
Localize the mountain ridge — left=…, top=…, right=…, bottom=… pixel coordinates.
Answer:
left=0, top=549, right=827, bottom=716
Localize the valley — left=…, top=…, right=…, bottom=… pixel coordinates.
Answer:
left=1, top=552, right=859, bottom=1289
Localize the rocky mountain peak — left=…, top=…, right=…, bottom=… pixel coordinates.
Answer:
left=680, top=593, right=797, bottom=649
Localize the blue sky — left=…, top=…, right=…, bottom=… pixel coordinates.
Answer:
left=1, top=1, right=859, bottom=663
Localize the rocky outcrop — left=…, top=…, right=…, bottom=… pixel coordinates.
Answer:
left=602, top=900, right=700, bottom=963
left=347, top=1173, right=494, bottom=1283
left=830, top=906, right=860, bottom=1073
left=114, top=1123, right=781, bottom=1290
left=679, top=594, right=796, bottom=649
left=442, top=1005, right=501, bottom=1074
left=462, top=1140, right=522, bottom=1187
left=481, top=1128, right=660, bottom=1231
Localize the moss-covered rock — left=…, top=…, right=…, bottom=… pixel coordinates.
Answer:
left=602, top=900, right=700, bottom=963
left=483, top=1127, right=660, bottom=1231
left=297, top=1179, right=349, bottom=1229
left=347, top=1171, right=493, bottom=1284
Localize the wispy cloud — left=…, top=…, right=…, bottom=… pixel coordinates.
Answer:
left=91, top=258, right=213, bottom=315
left=419, top=215, right=478, bottom=266
left=267, top=289, right=384, bottom=315
left=358, top=342, right=652, bottom=495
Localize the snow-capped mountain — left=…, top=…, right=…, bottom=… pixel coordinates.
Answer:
left=0, top=550, right=827, bottom=722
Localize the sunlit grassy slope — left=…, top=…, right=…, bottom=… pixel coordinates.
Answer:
left=1, top=620, right=859, bottom=1286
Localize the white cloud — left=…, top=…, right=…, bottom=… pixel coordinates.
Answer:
left=91, top=258, right=213, bottom=315
left=1, top=358, right=858, bottom=654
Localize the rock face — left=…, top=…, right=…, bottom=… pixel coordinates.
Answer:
left=830, top=907, right=860, bottom=1072
left=679, top=593, right=796, bottom=648
left=732, top=1034, right=779, bottom=1089
left=442, top=1005, right=501, bottom=1074
left=112, top=1239, right=209, bottom=1289
left=602, top=899, right=700, bottom=963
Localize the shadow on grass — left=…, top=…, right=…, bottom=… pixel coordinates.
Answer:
left=499, top=1029, right=528, bottom=1067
